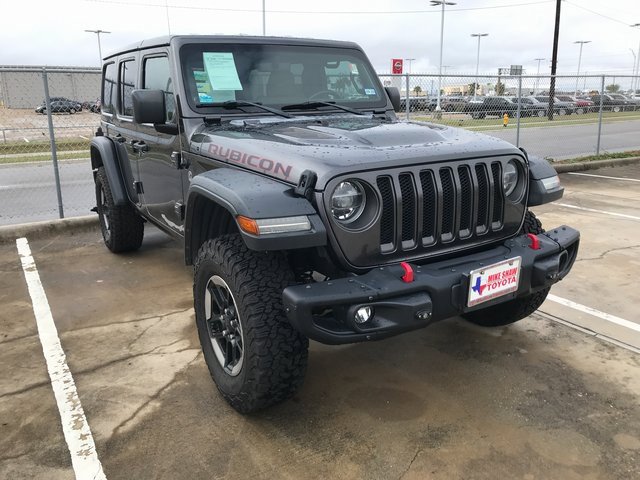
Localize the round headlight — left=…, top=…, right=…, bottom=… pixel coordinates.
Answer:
left=331, top=181, right=365, bottom=222
left=503, top=160, right=519, bottom=196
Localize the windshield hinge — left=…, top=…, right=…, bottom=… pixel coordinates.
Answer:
left=294, top=170, right=317, bottom=200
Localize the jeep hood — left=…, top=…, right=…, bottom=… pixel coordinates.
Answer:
left=190, top=115, right=523, bottom=190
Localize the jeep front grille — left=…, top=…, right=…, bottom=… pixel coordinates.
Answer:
left=377, top=160, right=506, bottom=254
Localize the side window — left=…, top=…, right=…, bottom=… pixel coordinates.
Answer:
left=102, top=62, right=116, bottom=114
left=143, top=56, right=175, bottom=123
left=119, top=59, right=138, bottom=117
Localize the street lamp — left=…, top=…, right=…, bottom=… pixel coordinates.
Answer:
left=573, top=40, right=591, bottom=96
left=404, top=58, right=416, bottom=74
left=471, top=33, right=488, bottom=100
left=85, top=29, right=111, bottom=66
left=534, top=58, right=545, bottom=93
left=430, top=0, right=456, bottom=116
left=632, top=24, right=640, bottom=93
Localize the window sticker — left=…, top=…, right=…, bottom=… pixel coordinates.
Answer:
left=349, top=63, right=359, bottom=74
left=203, top=52, right=243, bottom=91
left=193, top=69, right=235, bottom=103
left=365, top=88, right=376, bottom=95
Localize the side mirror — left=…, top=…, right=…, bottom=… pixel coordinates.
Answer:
left=385, top=86, right=401, bottom=112
left=132, top=89, right=166, bottom=125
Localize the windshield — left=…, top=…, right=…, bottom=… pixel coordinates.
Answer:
left=180, top=43, right=385, bottom=113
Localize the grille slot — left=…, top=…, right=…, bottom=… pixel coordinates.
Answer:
left=439, top=168, right=455, bottom=241
left=490, top=162, right=504, bottom=226
left=377, top=176, right=395, bottom=247
left=375, top=159, right=510, bottom=254
left=475, top=164, right=490, bottom=233
left=420, top=170, right=437, bottom=244
left=399, top=173, right=416, bottom=244
left=458, top=166, right=473, bottom=237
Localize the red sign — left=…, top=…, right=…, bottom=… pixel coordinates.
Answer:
left=391, top=58, right=403, bottom=74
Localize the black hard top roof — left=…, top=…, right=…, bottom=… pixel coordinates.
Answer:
left=104, top=35, right=362, bottom=60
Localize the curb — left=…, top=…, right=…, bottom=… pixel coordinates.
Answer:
left=554, top=156, right=640, bottom=173
left=0, top=215, right=99, bottom=244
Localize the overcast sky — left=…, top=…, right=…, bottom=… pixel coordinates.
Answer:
left=1, top=0, right=638, bottom=77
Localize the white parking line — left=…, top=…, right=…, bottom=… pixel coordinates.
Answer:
left=16, top=238, right=107, bottom=480
left=547, top=294, right=640, bottom=334
left=567, top=172, right=640, bottom=183
left=555, top=203, right=640, bottom=221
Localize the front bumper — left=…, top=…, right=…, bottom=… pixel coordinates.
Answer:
left=283, top=225, right=579, bottom=344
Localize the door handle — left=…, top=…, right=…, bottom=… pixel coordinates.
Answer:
left=132, top=141, right=148, bottom=153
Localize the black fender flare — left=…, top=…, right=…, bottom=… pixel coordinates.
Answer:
left=90, top=136, right=132, bottom=206
left=185, top=168, right=327, bottom=262
left=523, top=151, right=564, bottom=206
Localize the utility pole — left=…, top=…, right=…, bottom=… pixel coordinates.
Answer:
left=263, top=0, right=266, bottom=36
left=632, top=24, right=640, bottom=93
left=548, top=0, right=561, bottom=120
left=574, top=40, right=591, bottom=96
left=534, top=58, right=545, bottom=93
left=84, top=29, right=111, bottom=66
left=430, top=0, right=456, bottom=118
left=471, top=33, right=488, bottom=100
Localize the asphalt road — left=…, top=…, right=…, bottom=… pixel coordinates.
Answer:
left=1, top=118, right=639, bottom=225
left=1, top=164, right=639, bottom=480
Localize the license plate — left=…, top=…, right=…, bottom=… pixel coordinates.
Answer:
left=467, top=257, right=522, bottom=307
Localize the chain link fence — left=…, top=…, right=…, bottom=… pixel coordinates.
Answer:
left=0, top=67, right=100, bottom=225
left=380, top=73, right=640, bottom=161
left=1, top=68, right=639, bottom=226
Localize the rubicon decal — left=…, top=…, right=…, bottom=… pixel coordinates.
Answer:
left=207, top=143, right=293, bottom=180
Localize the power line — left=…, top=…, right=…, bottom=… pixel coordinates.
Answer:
left=84, top=0, right=553, bottom=15
left=564, top=1, right=629, bottom=26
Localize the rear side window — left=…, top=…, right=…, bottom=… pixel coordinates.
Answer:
left=102, top=63, right=116, bottom=114
left=143, top=56, right=175, bottom=123
left=119, top=59, right=138, bottom=116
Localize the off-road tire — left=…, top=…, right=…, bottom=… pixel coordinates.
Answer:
left=95, top=166, right=144, bottom=253
left=194, top=234, right=309, bottom=413
left=462, top=210, right=549, bottom=327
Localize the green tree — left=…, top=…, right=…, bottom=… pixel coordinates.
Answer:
left=413, top=85, right=422, bottom=95
left=468, top=82, right=479, bottom=95
left=605, top=84, right=620, bottom=93
left=495, top=81, right=505, bottom=95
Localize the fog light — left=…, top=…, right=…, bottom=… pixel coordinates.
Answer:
left=354, top=306, right=374, bottom=324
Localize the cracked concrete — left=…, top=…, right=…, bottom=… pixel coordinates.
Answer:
left=1, top=164, right=640, bottom=479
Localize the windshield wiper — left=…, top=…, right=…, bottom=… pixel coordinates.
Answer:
left=195, top=100, right=293, bottom=119
left=282, top=101, right=365, bottom=116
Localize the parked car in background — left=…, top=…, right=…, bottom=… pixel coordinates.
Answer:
left=589, top=94, right=634, bottom=112
left=51, top=97, right=82, bottom=111
left=398, top=96, right=428, bottom=112
left=608, top=94, right=637, bottom=111
left=530, top=96, right=575, bottom=116
left=441, top=96, right=468, bottom=112
left=622, top=94, right=640, bottom=109
left=35, top=98, right=81, bottom=114
left=88, top=99, right=101, bottom=113
left=463, top=96, right=522, bottom=119
left=517, top=97, right=548, bottom=117
left=555, top=95, right=594, bottom=114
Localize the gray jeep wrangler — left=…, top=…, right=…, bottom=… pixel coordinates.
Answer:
left=91, top=35, right=579, bottom=413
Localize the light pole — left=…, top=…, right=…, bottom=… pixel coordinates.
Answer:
left=574, top=40, right=591, bottom=96
left=632, top=24, right=640, bottom=93
left=262, top=0, right=266, bottom=36
left=85, top=29, right=111, bottom=66
left=631, top=49, right=637, bottom=92
left=405, top=58, right=416, bottom=96
left=534, top=58, right=544, bottom=93
left=430, top=0, right=456, bottom=117
left=471, top=33, right=488, bottom=100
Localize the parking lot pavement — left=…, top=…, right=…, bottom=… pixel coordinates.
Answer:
left=2, top=165, right=640, bottom=480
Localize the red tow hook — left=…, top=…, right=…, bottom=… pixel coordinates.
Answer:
left=400, top=262, right=414, bottom=283
left=526, top=233, right=541, bottom=250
